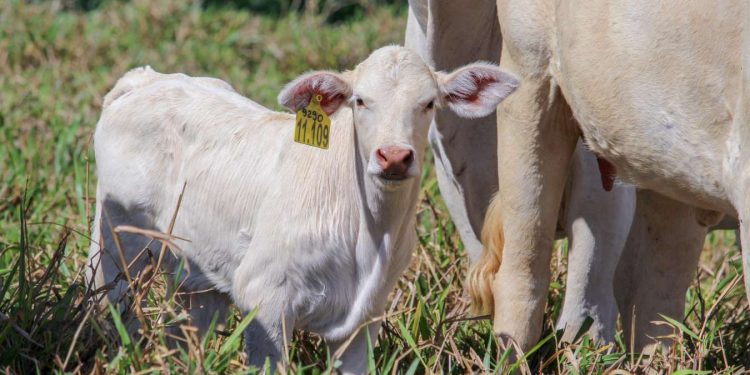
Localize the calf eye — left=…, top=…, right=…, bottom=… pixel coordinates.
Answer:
left=425, top=100, right=435, bottom=110
left=355, top=98, right=365, bottom=107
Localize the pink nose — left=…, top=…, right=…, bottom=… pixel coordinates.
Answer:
left=376, top=146, right=414, bottom=180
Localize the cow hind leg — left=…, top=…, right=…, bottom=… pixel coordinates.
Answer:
left=614, top=190, right=706, bottom=354
left=557, top=142, right=635, bottom=343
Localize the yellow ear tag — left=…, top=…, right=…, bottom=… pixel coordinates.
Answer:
left=294, top=94, right=331, bottom=149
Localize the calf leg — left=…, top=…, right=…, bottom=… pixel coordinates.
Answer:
left=233, top=281, right=292, bottom=372
left=557, top=142, right=635, bottom=343
left=614, top=190, right=706, bottom=353
left=169, top=285, right=231, bottom=337
left=741, top=213, right=750, bottom=308
left=182, top=289, right=231, bottom=333
left=86, top=196, right=161, bottom=329
left=90, top=195, right=226, bottom=344
left=329, top=321, right=381, bottom=375
left=738, top=14, right=750, bottom=305
left=239, top=303, right=292, bottom=373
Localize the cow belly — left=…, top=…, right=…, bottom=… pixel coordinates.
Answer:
left=569, top=98, right=734, bottom=214
left=554, top=0, right=741, bottom=214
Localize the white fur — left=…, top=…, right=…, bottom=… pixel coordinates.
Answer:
left=87, top=46, right=517, bottom=373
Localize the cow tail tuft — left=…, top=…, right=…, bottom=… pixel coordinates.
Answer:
left=466, top=195, right=504, bottom=316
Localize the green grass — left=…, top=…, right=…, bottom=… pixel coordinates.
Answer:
left=1, top=0, right=749, bottom=373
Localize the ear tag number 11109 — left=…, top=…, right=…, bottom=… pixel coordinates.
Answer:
left=294, top=94, right=331, bottom=149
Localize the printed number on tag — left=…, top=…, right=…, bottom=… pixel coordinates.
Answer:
left=294, top=94, right=331, bottom=149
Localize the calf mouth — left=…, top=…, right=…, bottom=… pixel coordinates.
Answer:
left=377, top=172, right=410, bottom=184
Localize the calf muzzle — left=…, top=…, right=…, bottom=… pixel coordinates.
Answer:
left=376, top=146, right=413, bottom=180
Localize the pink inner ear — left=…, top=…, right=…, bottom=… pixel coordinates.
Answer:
left=446, top=74, right=497, bottom=103
left=319, top=93, right=346, bottom=115
left=289, top=74, right=349, bottom=115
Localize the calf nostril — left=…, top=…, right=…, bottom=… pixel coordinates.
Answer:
left=391, top=149, right=412, bottom=166
left=376, top=148, right=388, bottom=164
left=402, top=150, right=414, bottom=165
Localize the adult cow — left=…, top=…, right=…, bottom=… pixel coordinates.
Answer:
left=405, top=0, right=635, bottom=343
left=481, top=0, right=747, bottom=353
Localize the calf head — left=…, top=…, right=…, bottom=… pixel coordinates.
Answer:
left=279, top=46, right=518, bottom=185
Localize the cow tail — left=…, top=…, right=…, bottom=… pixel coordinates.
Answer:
left=466, top=195, right=504, bottom=315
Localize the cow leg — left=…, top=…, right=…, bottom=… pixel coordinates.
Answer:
left=405, top=1, right=482, bottom=256
left=557, top=142, right=635, bottom=343
left=405, top=0, right=502, bottom=262
left=404, top=1, right=428, bottom=57
left=614, top=190, right=706, bottom=353
left=487, top=63, right=580, bottom=352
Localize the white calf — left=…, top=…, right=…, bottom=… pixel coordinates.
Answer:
left=87, top=46, right=517, bottom=372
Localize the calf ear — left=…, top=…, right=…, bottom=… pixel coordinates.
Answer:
left=437, top=63, right=519, bottom=119
left=278, top=71, right=353, bottom=115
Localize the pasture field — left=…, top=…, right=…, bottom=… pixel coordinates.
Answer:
left=1, top=0, right=748, bottom=373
